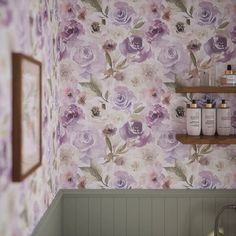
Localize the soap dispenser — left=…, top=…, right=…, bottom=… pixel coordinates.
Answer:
left=186, top=100, right=201, bottom=136
left=202, top=99, right=216, bottom=136
left=217, top=99, right=231, bottom=136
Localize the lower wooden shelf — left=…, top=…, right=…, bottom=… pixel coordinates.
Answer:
left=176, top=134, right=236, bottom=144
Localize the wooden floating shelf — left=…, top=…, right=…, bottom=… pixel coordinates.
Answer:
left=176, top=134, right=236, bottom=144
left=175, top=86, right=236, bottom=93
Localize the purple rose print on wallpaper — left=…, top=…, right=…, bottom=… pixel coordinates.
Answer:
left=146, top=104, right=169, bottom=128
left=55, top=0, right=236, bottom=193
left=111, top=86, right=136, bottom=111
left=204, top=35, right=236, bottom=62
left=60, top=104, right=85, bottom=128
left=72, top=124, right=106, bottom=165
left=59, top=20, right=85, bottom=44
left=119, top=35, right=152, bottom=62
left=119, top=120, right=152, bottom=147
left=113, top=171, right=136, bottom=189
left=2, top=1, right=236, bottom=235
left=108, top=1, right=135, bottom=26
left=157, top=42, right=189, bottom=75
left=196, top=171, right=220, bottom=189
left=145, top=19, right=169, bottom=45
left=194, top=1, right=220, bottom=26
left=72, top=41, right=105, bottom=78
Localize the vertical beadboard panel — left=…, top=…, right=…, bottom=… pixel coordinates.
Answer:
left=127, top=198, right=139, bottom=236
left=89, top=198, right=101, bottom=236
left=114, top=198, right=126, bottom=236
left=165, top=198, right=178, bottom=236
left=139, top=198, right=152, bottom=236
left=63, top=197, right=76, bottom=236
left=152, top=198, right=165, bottom=236
left=215, top=198, right=230, bottom=235
left=203, top=198, right=216, bottom=236
left=227, top=198, right=236, bottom=236
left=76, top=198, right=89, bottom=236
left=190, top=198, right=203, bottom=236
left=101, top=198, right=114, bottom=236
left=177, top=198, right=190, bottom=236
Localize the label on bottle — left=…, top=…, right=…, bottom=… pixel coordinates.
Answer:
left=217, top=108, right=231, bottom=135
left=202, top=108, right=216, bottom=136
left=186, top=108, right=201, bottom=136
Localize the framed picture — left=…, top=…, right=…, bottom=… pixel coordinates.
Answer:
left=12, top=53, right=42, bottom=182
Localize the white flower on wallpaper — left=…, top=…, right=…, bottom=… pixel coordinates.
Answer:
left=56, top=0, right=236, bottom=190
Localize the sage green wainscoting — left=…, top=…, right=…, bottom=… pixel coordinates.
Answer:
left=31, top=190, right=63, bottom=236
left=32, top=190, right=236, bottom=236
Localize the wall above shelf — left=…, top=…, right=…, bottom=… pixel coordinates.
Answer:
left=176, top=134, right=236, bottom=144
left=175, top=86, right=236, bottom=93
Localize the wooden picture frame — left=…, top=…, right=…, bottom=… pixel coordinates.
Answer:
left=12, top=53, right=42, bottom=182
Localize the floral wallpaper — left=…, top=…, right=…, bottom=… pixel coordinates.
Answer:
left=1, top=0, right=236, bottom=236
left=0, top=0, right=60, bottom=236
left=57, top=0, right=236, bottom=190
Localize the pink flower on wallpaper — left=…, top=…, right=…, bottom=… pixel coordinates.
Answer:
left=119, top=35, right=152, bottom=63
left=194, top=1, right=220, bottom=26
left=111, top=86, right=136, bottom=111
left=145, top=0, right=164, bottom=19
left=119, top=120, right=152, bottom=147
left=59, top=0, right=85, bottom=21
left=60, top=165, right=79, bottom=188
left=146, top=104, right=169, bottom=128
left=113, top=171, right=136, bottom=189
left=108, top=1, right=135, bottom=26
left=72, top=41, right=105, bottom=78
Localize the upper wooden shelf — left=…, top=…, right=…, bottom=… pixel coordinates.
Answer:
left=176, top=134, right=236, bottom=144
left=175, top=86, right=236, bottom=93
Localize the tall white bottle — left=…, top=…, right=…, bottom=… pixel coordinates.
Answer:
left=202, top=100, right=216, bottom=136
left=186, top=100, right=201, bottom=136
left=217, top=99, right=231, bottom=136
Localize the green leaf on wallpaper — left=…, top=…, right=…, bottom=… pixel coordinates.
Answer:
left=80, top=81, right=103, bottom=98
left=105, top=135, right=113, bottom=153
left=192, top=144, right=198, bottom=153
left=104, top=90, right=109, bottom=101
left=104, top=175, right=109, bottom=185
left=134, top=106, right=145, bottom=113
left=133, top=21, right=145, bottom=29
left=217, top=21, right=229, bottom=29
left=189, top=6, right=193, bottom=16
left=20, top=207, right=29, bottom=226
left=190, top=51, right=197, bottom=67
left=80, top=164, right=103, bottom=182
left=104, top=6, right=109, bottom=16
left=165, top=166, right=187, bottom=182
left=164, top=82, right=176, bottom=90
left=105, top=51, right=113, bottom=68
left=116, top=143, right=127, bottom=154
left=81, top=0, right=103, bottom=13
left=189, top=175, right=193, bottom=185
left=166, top=0, right=187, bottom=13
left=116, top=58, right=127, bottom=69
left=200, top=144, right=212, bottom=154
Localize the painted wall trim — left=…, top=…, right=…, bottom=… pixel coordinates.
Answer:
left=31, top=190, right=63, bottom=236
left=62, top=189, right=236, bottom=198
